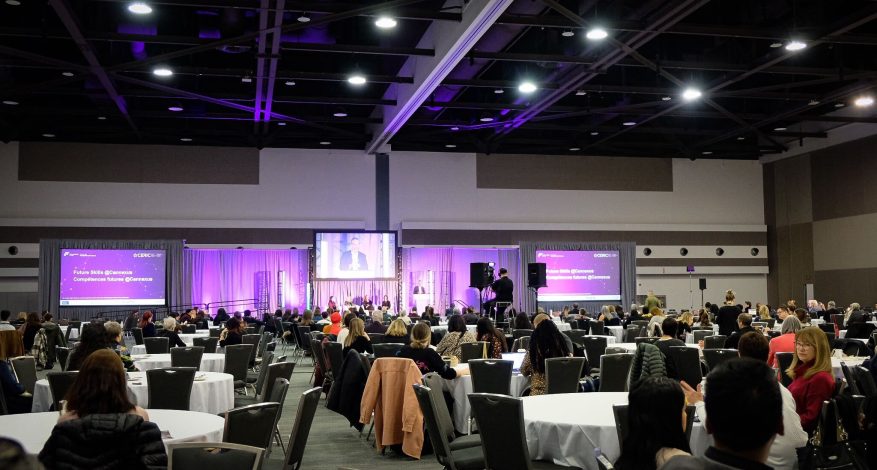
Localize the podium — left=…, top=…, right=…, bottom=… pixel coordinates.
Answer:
left=413, top=293, right=430, bottom=313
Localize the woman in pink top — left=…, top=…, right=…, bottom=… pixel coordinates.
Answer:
left=767, top=315, right=801, bottom=367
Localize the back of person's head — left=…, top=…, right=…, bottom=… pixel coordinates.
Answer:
left=163, top=316, right=176, bottom=331
left=787, top=326, right=832, bottom=380
left=447, top=314, right=467, bottom=333
left=532, top=313, right=550, bottom=327
left=499, top=267, right=508, bottom=275
left=410, top=322, right=431, bottom=349
left=342, top=312, right=356, bottom=328
left=0, top=310, right=10, bottom=321
left=476, top=317, right=495, bottom=337
left=344, top=318, right=367, bottom=347
left=0, top=438, right=42, bottom=470
left=65, top=349, right=134, bottom=417
left=794, top=308, right=810, bottom=323
left=725, top=289, right=736, bottom=302
left=709, top=304, right=719, bottom=315
left=698, top=311, right=711, bottom=324
left=514, top=312, right=532, bottom=330
left=528, top=319, right=569, bottom=374
left=321, top=311, right=328, bottom=319
left=737, top=332, right=769, bottom=362
left=649, top=307, right=663, bottom=317
left=43, top=312, right=54, bottom=322
left=600, top=305, right=610, bottom=316
left=780, top=315, right=802, bottom=335
left=244, top=309, right=251, bottom=317
left=78, top=323, right=109, bottom=351
left=737, top=312, right=753, bottom=327
left=217, top=308, right=227, bottom=317
left=104, top=321, right=122, bottom=340
left=226, top=317, right=241, bottom=332
left=387, top=319, right=407, bottom=336
left=301, top=310, right=313, bottom=323
left=616, top=377, right=690, bottom=470
left=371, top=311, right=382, bottom=323
left=848, top=311, right=866, bottom=324
left=25, top=312, right=40, bottom=326
left=660, top=317, right=678, bottom=337
left=705, top=358, right=782, bottom=454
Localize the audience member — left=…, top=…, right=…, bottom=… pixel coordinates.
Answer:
left=475, top=317, right=507, bottom=359
left=693, top=310, right=711, bottom=328
left=786, top=326, right=834, bottom=433
left=323, top=312, right=343, bottom=336
left=655, top=318, right=685, bottom=379
left=365, top=311, right=387, bottom=334
left=397, top=309, right=412, bottom=326
left=66, top=323, right=111, bottom=371
left=0, top=359, right=32, bottom=414
left=40, top=313, right=65, bottom=369
left=138, top=311, right=156, bottom=338
left=716, top=290, right=742, bottom=336
left=398, top=323, right=463, bottom=379
left=615, top=377, right=691, bottom=470
left=767, top=316, right=801, bottom=368
left=794, top=308, right=811, bottom=326
left=724, top=313, right=755, bottom=349
left=316, top=310, right=331, bottom=326
left=336, top=312, right=357, bottom=345
left=757, top=304, right=771, bottom=321
left=104, top=321, right=136, bottom=371
left=300, top=310, right=315, bottom=327
left=513, top=311, right=533, bottom=330
left=844, top=311, right=876, bottom=339
left=218, top=317, right=243, bottom=347
left=342, top=318, right=373, bottom=356
left=598, top=305, right=621, bottom=326
left=159, top=317, right=186, bottom=348
left=212, top=308, right=230, bottom=326
left=384, top=319, right=409, bottom=344
left=676, top=310, right=693, bottom=339
left=772, top=305, right=792, bottom=332
left=647, top=308, right=666, bottom=336
left=18, top=312, right=42, bottom=351
left=0, top=310, right=14, bottom=330
left=123, top=310, right=139, bottom=331
left=520, top=319, right=571, bottom=396
left=436, top=314, right=477, bottom=360
left=463, top=308, right=479, bottom=325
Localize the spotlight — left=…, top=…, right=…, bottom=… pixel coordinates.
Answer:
left=575, top=90, right=587, bottom=96
left=773, top=127, right=787, bottom=131
left=784, top=40, right=807, bottom=51
left=333, top=110, right=348, bottom=118
left=769, top=42, right=783, bottom=48
left=168, top=106, right=184, bottom=112
left=153, top=67, right=173, bottom=77
left=737, top=136, right=745, bottom=141
left=701, top=151, right=712, bottom=155
left=277, top=122, right=286, bottom=126
left=808, top=99, right=820, bottom=106
left=374, top=17, right=397, bottom=29
left=835, top=103, right=845, bottom=108
left=97, top=116, right=106, bottom=120
left=661, top=96, right=672, bottom=101
left=347, top=74, right=366, bottom=85
left=494, top=89, right=504, bottom=94
left=518, top=81, right=537, bottom=94
left=622, top=121, right=636, bottom=126
left=5, top=0, right=22, bottom=5
left=854, top=96, right=874, bottom=107
left=561, top=30, right=575, bottom=37
left=450, top=126, right=460, bottom=131
left=297, top=13, right=310, bottom=23
left=586, top=27, right=608, bottom=40
left=590, top=131, right=599, bottom=136
left=681, top=87, right=702, bottom=101
left=479, top=115, right=495, bottom=122
left=127, top=2, right=152, bottom=14
left=241, top=76, right=252, bottom=83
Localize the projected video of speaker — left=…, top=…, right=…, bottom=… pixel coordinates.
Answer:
left=535, top=250, right=621, bottom=302
left=314, top=231, right=397, bottom=280
left=59, top=248, right=167, bottom=306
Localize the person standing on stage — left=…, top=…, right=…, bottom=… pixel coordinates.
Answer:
left=486, top=267, right=514, bottom=318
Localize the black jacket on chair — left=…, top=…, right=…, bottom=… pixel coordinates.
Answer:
left=38, top=413, right=167, bottom=470
left=327, top=350, right=368, bottom=431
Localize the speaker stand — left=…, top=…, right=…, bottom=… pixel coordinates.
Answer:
left=531, top=286, right=540, bottom=316
left=477, top=287, right=485, bottom=317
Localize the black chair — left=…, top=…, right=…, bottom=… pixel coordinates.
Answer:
left=171, top=346, right=205, bottom=370
left=10, top=356, right=37, bottom=394
left=144, top=337, right=170, bottom=354
left=775, top=352, right=794, bottom=387
left=146, top=367, right=196, bottom=410
left=702, top=349, right=738, bottom=371
left=223, top=402, right=281, bottom=451
left=580, top=336, right=608, bottom=375
left=224, top=344, right=254, bottom=395
left=589, top=321, right=605, bottom=336
left=414, top=384, right=485, bottom=470
left=460, top=342, right=488, bottom=363
left=310, top=339, right=331, bottom=393
left=634, top=337, right=659, bottom=345
left=182, top=324, right=197, bottom=334
left=323, top=342, right=343, bottom=380
left=766, top=318, right=776, bottom=329
left=512, top=329, right=533, bottom=340
left=853, top=366, right=877, bottom=397
left=824, top=331, right=836, bottom=342
left=841, top=363, right=860, bottom=395
left=818, top=323, right=835, bottom=334
left=209, top=328, right=221, bottom=338
left=604, top=346, right=627, bottom=355
left=0, top=383, right=8, bottom=415
left=373, top=343, right=403, bottom=358
left=284, top=387, right=322, bottom=470
left=511, top=336, right=531, bottom=352
left=545, top=357, right=586, bottom=394
left=613, top=404, right=696, bottom=452
left=193, top=336, right=218, bottom=354
left=667, top=346, right=702, bottom=388
left=131, top=327, right=144, bottom=345
left=46, top=371, right=78, bottom=411
left=236, top=359, right=296, bottom=408
left=469, top=359, right=513, bottom=395
left=622, top=326, right=642, bottom=343
left=167, top=442, right=264, bottom=470
left=421, top=373, right=482, bottom=451
left=692, top=330, right=713, bottom=343
left=564, top=330, right=588, bottom=345
left=369, top=333, right=385, bottom=344
left=468, top=393, right=576, bottom=469
left=268, top=378, right=291, bottom=453
left=631, top=320, right=649, bottom=330
left=242, top=334, right=261, bottom=367
left=702, top=335, right=727, bottom=350
left=598, top=354, right=634, bottom=392
left=56, top=346, right=72, bottom=371
left=244, top=351, right=274, bottom=399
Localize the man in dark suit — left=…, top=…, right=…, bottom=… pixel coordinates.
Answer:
left=724, top=313, right=755, bottom=349
left=484, top=267, right=514, bottom=318
left=340, top=237, right=368, bottom=271
left=413, top=282, right=426, bottom=294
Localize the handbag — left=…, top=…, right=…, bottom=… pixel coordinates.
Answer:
left=803, top=399, right=868, bottom=470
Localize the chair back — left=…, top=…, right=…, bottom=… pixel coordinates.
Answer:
left=224, top=344, right=254, bottom=382
left=182, top=324, right=197, bottom=334
left=248, top=350, right=274, bottom=396
left=545, top=357, right=586, bottom=394
left=692, top=330, right=713, bottom=343
left=703, top=335, right=727, bottom=349
left=242, top=334, right=261, bottom=365
left=512, top=329, right=532, bottom=339
left=853, top=366, right=877, bottom=397
left=46, top=371, right=78, bottom=410
left=144, top=337, right=169, bottom=354
left=131, top=327, right=144, bottom=345
left=193, top=336, right=218, bottom=354
left=146, top=367, right=196, bottom=410
left=775, top=352, right=794, bottom=387
left=368, top=333, right=384, bottom=344
left=634, top=336, right=659, bottom=345
left=623, top=326, right=642, bottom=343
left=831, top=313, right=845, bottom=329
left=590, top=320, right=605, bottom=336
left=766, top=318, right=776, bottom=329
left=0, top=380, right=7, bottom=414
left=309, top=338, right=330, bottom=382
left=565, top=330, right=588, bottom=345
left=413, top=384, right=461, bottom=469
left=667, top=346, right=702, bottom=388
left=56, top=346, right=72, bottom=371
left=598, top=354, right=634, bottom=392
left=260, top=360, right=296, bottom=402
left=422, top=373, right=457, bottom=443
left=613, top=403, right=696, bottom=452
left=323, top=341, right=343, bottom=377
left=283, top=387, right=322, bottom=470
left=209, top=328, right=221, bottom=338
left=224, top=402, right=281, bottom=449
left=469, top=359, right=513, bottom=395
left=703, top=348, right=738, bottom=371
left=460, top=342, right=488, bottom=363
left=268, top=377, right=290, bottom=426
left=511, top=336, right=530, bottom=352
left=818, top=323, right=835, bottom=334
left=841, top=363, right=860, bottom=395
left=10, top=356, right=37, bottom=394
left=245, top=326, right=257, bottom=335
left=468, top=393, right=530, bottom=470
left=171, top=346, right=205, bottom=370
left=257, top=332, right=272, bottom=359
left=581, top=336, right=608, bottom=373
left=168, top=442, right=264, bottom=470
left=373, top=343, right=403, bottom=358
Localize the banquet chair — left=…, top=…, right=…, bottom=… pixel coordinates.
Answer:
left=223, top=402, right=281, bottom=451
left=511, top=336, right=531, bottom=352
left=414, top=385, right=485, bottom=470
left=421, top=373, right=482, bottom=451
left=324, top=342, right=344, bottom=381
left=596, top=453, right=615, bottom=470
left=242, top=334, right=261, bottom=367
left=702, top=335, right=727, bottom=350
left=460, top=342, right=489, bottom=363
left=605, top=347, right=627, bottom=355
left=766, top=318, right=776, bottom=329
left=266, top=378, right=291, bottom=454
left=667, top=347, right=702, bottom=390
left=46, top=371, right=78, bottom=411
left=144, top=337, right=170, bottom=354
left=167, top=442, right=264, bottom=470
left=469, top=393, right=576, bottom=469
left=256, top=333, right=273, bottom=362
left=469, top=359, right=513, bottom=395
left=209, top=328, right=221, bottom=338
left=841, top=363, right=860, bottom=396
left=565, top=330, right=588, bottom=345
left=182, top=324, right=197, bottom=334
left=369, top=333, right=385, bottom=344
left=236, top=358, right=295, bottom=408
left=613, top=404, right=696, bottom=452
left=373, top=343, right=403, bottom=358
left=623, top=326, right=642, bottom=343
left=10, top=356, right=37, bottom=394
left=824, top=331, right=836, bottom=342
left=818, top=323, right=835, bottom=335
left=131, top=327, right=144, bottom=345
left=243, top=351, right=273, bottom=401
left=692, top=330, right=713, bottom=343
left=283, top=386, right=322, bottom=470
left=245, top=327, right=257, bottom=335
left=193, top=336, right=218, bottom=354
left=512, top=329, right=533, bottom=340
left=310, top=338, right=331, bottom=394
left=224, top=344, right=255, bottom=395
left=702, top=349, right=738, bottom=372
left=775, top=353, right=794, bottom=387
left=55, top=346, right=71, bottom=371
left=580, top=336, right=608, bottom=375
left=0, top=382, right=8, bottom=414
left=589, top=321, right=605, bottom=336
left=146, top=367, right=196, bottom=410
left=598, top=354, right=634, bottom=392
left=545, top=357, right=586, bottom=394
left=296, top=326, right=316, bottom=367
left=171, top=346, right=205, bottom=370
left=853, top=366, right=877, bottom=397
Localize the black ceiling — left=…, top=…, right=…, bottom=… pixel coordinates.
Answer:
left=2, top=0, right=877, bottom=159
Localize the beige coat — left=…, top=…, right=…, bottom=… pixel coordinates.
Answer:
left=360, top=357, right=424, bottom=459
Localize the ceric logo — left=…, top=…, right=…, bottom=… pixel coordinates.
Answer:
left=593, top=253, right=617, bottom=258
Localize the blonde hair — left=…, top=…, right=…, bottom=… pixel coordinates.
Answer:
left=104, top=321, right=122, bottom=338
left=786, top=327, right=832, bottom=380
left=344, top=318, right=369, bottom=347
left=371, top=311, right=383, bottom=324
left=678, top=311, right=693, bottom=325
left=725, top=289, right=735, bottom=302
left=758, top=304, right=770, bottom=320
left=387, top=318, right=407, bottom=336
left=650, top=307, right=663, bottom=316
left=163, top=316, right=177, bottom=330
left=410, top=322, right=431, bottom=349
left=532, top=313, right=550, bottom=327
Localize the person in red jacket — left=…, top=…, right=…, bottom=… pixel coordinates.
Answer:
left=786, top=326, right=835, bottom=433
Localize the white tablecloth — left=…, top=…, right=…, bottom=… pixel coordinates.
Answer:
left=0, top=409, right=224, bottom=454
left=522, top=392, right=711, bottom=470
left=443, top=363, right=531, bottom=433
left=606, top=325, right=623, bottom=342
left=31, top=371, right=234, bottom=415
left=553, top=321, right=571, bottom=332
left=131, top=353, right=225, bottom=372
left=831, top=357, right=867, bottom=380
left=811, top=318, right=825, bottom=325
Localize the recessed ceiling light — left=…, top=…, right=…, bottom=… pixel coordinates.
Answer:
left=773, top=127, right=787, bottom=131
left=590, top=131, right=599, bottom=136
left=835, top=103, right=845, bottom=108
left=518, top=81, right=538, bottom=94
left=42, top=133, right=55, bottom=138
left=569, top=147, right=581, bottom=151
left=808, top=99, right=820, bottom=106
left=854, top=96, right=874, bottom=107
left=622, top=121, right=636, bottom=126
left=769, top=42, right=783, bottom=48
left=784, top=40, right=807, bottom=51
left=2, top=100, right=18, bottom=105
left=97, top=116, right=106, bottom=120
left=241, top=76, right=252, bottom=83
left=319, top=141, right=331, bottom=145
left=297, top=13, right=310, bottom=23
left=284, top=80, right=296, bottom=86
left=494, top=89, right=504, bottom=94
left=277, top=122, right=286, bottom=126
left=450, top=126, right=460, bottom=131
left=561, top=30, right=575, bottom=37
left=5, top=0, right=21, bottom=5
left=681, top=87, right=702, bottom=101
left=153, top=67, right=173, bottom=77
left=737, top=136, right=745, bottom=140
left=61, top=71, right=74, bottom=77
left=347, top=74, right=366, bottom=85
left=374, top=17, right=397, bottom=29
left=168, top=106, right=184, bottom=112
left=661, top=96, right=672, bottom=101
left=575, top=90, right=587, bottom=96
left=701, top=151, right=713, bottom=155
left=127, top=2, right=152, bottom=14
left=479, top=116, right=495, bottom=122
left=333, top=111, right=348, bottom=117
left=180, top=138, right=192, bottom=142
left=586, top=27, right=608, bottom=40
left=445, top=144, right=457, bottom=148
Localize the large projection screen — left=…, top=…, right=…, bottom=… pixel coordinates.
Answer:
left=59, top=248, right=167, bottom=306
left=314, top=231, right=397, bottom=280
left=535, top=250, right=621, bottom=302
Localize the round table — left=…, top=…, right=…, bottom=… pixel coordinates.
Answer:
left=31, top=371, right=234, bottom=415
left=522, top=392, right=710, bottom=470
left=605, top=325, right=623, bottom=343
left=831, top=357, right=867, bottom=380
left=131, top=353, right=225, bottom=372
left=0, top=409, right=224, bottom=454
left=442, top=363, right=531, bottom=433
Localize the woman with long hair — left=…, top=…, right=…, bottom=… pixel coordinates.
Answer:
left=513, top=311, right=533, bottom=330
left=694, top=310, right=711, bottom=328
left=60, top=349, right=148, bottom=422
left=398, top=322, right=463, bottom=379
left=138, top=311, right=156, bottom=338
left=475, top=317, right=507, bottom=359
left=384, top=318, right=409, bottom=344
left=342, top=318, right=373, bottom=355
left=520, top=319, right=571, bottom=396
left=66, top=323, right=112, bottom=371
left=786, top=327, right=835, bottom=433
left=19, top=312, right=42, bottom=351
left=219, top=317, right=244, bottom=347
left=615, top=377, right=691, bottom=470
left=299, top=309, right=314, bottom=327
left=436, top=314, right=477, bottom=360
